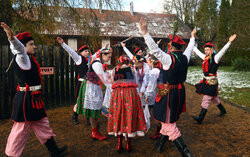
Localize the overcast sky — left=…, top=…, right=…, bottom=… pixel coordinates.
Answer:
left=121, top=0, right=165, bottom=13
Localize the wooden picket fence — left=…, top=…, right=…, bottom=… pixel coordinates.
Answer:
left=0, top=44, right=79, bottom=119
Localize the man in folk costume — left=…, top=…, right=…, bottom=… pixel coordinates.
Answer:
left=139, top=18, right=196, bottom=157
left=192, top=34, right=237, bottom=124
left=57, top=37, right=92, bottom=125
left=1, top=22, right=67, bottom=157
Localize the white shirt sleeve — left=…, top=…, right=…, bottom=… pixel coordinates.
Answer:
left=140, top=63, right=151, bottom=93
left=214, top=42, right=231, bottom=63
left=145, top=68, right=160, bottom=99
left=193, top=46, right=205, bottom=60
left=123, top=47, right=134, bottom=60
left=92, top=59, right=111, bottom=88
left=61, top=42, right=82, bottom=65
left=183, top=37, right=195, bottom=62
left=9, top=37, right=31, bottom=70
left=143, top=33, right=172, bottom=70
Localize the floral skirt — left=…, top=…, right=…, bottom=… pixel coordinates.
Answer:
left=107, top=82, right=146, bottom=137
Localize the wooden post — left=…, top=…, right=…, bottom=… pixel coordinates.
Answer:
left=65, top=50, right=70, bottom=105
left=43, top=45, right=49, bottom=108
left=55, top=46, right=60, bottom=107
left=60, top=47, right=65, bottom=106
left=49, top=45, right=55, bottom=108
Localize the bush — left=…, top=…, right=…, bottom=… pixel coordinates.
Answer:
left=231, top=57, right=250, bottom=71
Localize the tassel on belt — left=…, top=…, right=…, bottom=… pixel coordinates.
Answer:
left=17, top=84, right=44, bottom=109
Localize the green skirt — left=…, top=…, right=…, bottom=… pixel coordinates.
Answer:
left=76, top=80, right=101, bottom=118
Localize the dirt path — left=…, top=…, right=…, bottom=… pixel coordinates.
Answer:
left=0, top=83, right=249, bottom=157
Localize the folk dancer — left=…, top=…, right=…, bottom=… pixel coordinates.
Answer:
left=107, top=55, right=146, bottom=152
left=144, top=54, right=162, bottom=139
left=139, top=18, right=196, bottom=157
left=78, top=47, right=112, bottom=140
left=192, top=34, right=237, bottom=124
left=1, top=22, right=67, bottom=157
left=57, top=37, right=91, bottom=125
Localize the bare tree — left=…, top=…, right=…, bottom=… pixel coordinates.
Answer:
left=163, top=0, right=200, bottom=27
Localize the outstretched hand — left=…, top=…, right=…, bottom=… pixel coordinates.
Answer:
left=120, top=42, right=125, bottom=48
left=157, top=39, right=162, bottom=45
left=191, top=26, right=197, bottom=38
left=139, top=17, right=148, bottom=35
left=229, top=34, right=237, bottom=43
left=1, top=22, right=14, bottom=40
left=56, top=37, right=64, bottom=44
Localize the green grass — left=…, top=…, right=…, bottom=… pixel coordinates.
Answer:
left=224, top=88, right=250, bottom=108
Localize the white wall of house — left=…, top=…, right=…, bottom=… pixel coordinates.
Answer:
left=101, top=38, right=111, bottom=64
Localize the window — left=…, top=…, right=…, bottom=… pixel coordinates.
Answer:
left=151, top=22, right=158, bottom=27
left=119, top=21, right=126, bottom=26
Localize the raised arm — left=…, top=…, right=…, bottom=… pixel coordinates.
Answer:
left=139, top=18, right=172, bottom=70
left=193, top=47, right=205, bottom=60
left=183, top=27, right=197, bottom=62
left=214, top=34, right=237, bottom=63
left=120, top=42, right=134, bottom=59
left=57, top=37, right=82, bottom=65
left=1, top=22, right=30, bottom=69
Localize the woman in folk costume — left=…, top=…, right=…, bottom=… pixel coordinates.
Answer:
left=139, top=17, right=197, bottom=157
left=120, top=42, right=151, bottom=106
left=57, top=37, right=91, bottom=125
left=77, top=47, right=112, bottom=140
left=144, top=54, right=162, bottom=139
left=192, top=34, right=237, bottom=124
left=1, top=22, right=67, bottom=157
left=107, top=55, right=146, bottom=153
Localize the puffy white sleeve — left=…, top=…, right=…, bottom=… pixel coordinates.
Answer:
left=145, top=68, right=160, bottom=99
left=9, top=37, right=30, bottom=70
left=61, top=42, right=81, bottom=65
left=123, top=47, right=134, bottom=60
left=92, top=60, right=111, bottom=88
left=214, top=42, right=231, bottom=64
left=193, top=46, right=205, bottom=60
left=143, top=33, right=172, bottom=70
left=183, top=37, right=195, bottom=62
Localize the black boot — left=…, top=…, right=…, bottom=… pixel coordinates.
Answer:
left=217, top=103, right=226, bottom=117
left=45, top=137, right=68, bottom=157
left=174, top=136, right=194, bottom=157
left=72, top=112, right=79, bottom=125
left=192, top=108, right=207, bottom=124
left=155, top=134, right=168, bottom=153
